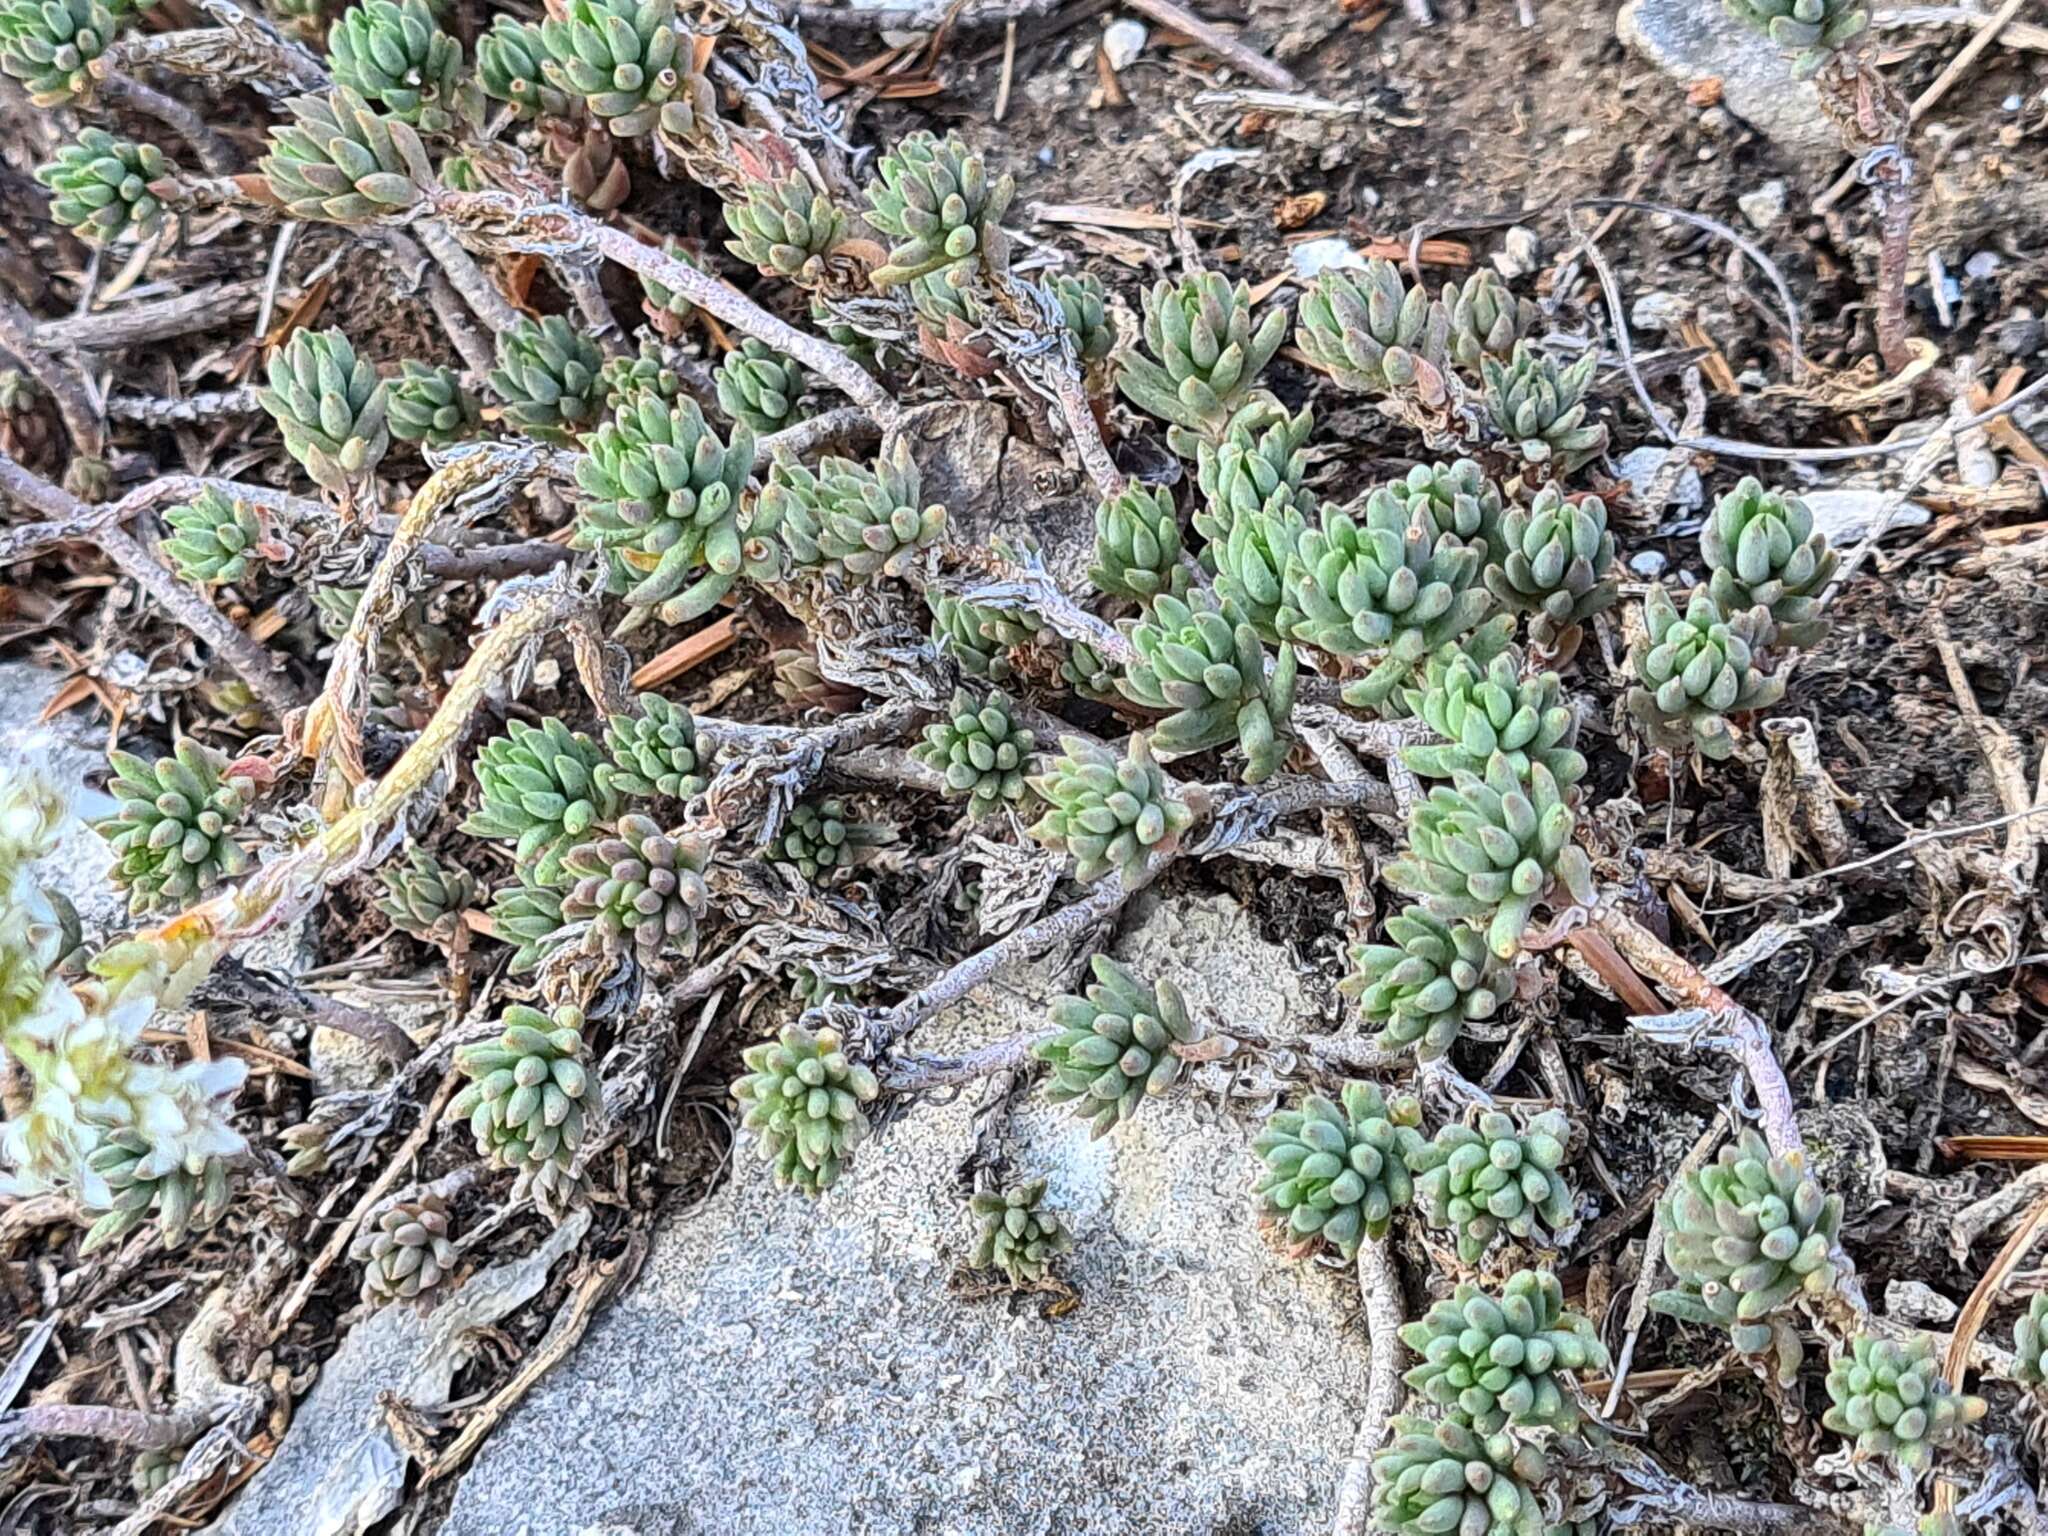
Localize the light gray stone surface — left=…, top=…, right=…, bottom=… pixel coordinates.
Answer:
left=1617, top=0, right=1837, bottom=157
left=0, top=662, right=122, bottom=937
left=438, top=894, right=1372, bottom=1536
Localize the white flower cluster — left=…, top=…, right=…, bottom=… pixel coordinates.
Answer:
left=0, top=760, right=245, bottom=1242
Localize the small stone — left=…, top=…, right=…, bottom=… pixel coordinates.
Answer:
left=1800, top=487, right=1933, bottom=544
left=2005, top=94, right=2024, bottom=112
left=1101, top=18, right=1147, bottom=70
left=1615, top=446, right=1702, bottom=512
left=1737, top=179, right=1786, bottom=230
left=1885, top=1279, right=1959, bottom=1326
left=1491, top=226, right=1540, bottom=280
left=1630, top=291, right=1693, bottom=334
left=1964, top=251, right=2002, bottom=280
left=1289, top=237, right=1367, bottom=279
left=1629, top=549, right=1669, bottom=578
left=1993, top=309, right=2042, bottom=358
left=1617, top=0, right=1836, bottom=156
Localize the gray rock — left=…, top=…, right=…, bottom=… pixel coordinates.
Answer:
left=1629, top=549, right=1670, bottom=578
left=1629, top=291, right=1693, bottom=336
left=900, top=400, right=1096, bottom=590
left=439, top=894, right=1373, bottom=1536
left=1615, top=446, right=1703, bottom=513
left=1737, top=178, right=1787, bottom=230
left=1801, top=487, right=1933, bottom=543
left=1616, top=0, right=1837, bottom=157
left=1491, top=226, right=1541, bottom=281
left=0, top=662, right=122, bottom=939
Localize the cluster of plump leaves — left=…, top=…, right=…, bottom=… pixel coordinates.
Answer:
left=256, top=327, right=389, bottom=492
left=1823, top=1331, right=1985, bottom=1475
left=1047, top=271, right=1114, bottom=368
left=1027, top=733, right=1193, bottom=887
left=1627, top=586, right=1786, bottom=760
left=574, top=392, right=763, bottom=628
left=0, top=0, right=117, bottom=106
left=387, top=360, right=480, bottom=445
left=1088, top=481, right=1188, bottom=602
left=80, top=1125, right=233, bottom=1252
left=1443, top=270, right=1538, bottom=372
left=1372, top=1415, right=1551, bottom=1536
left=1342, top=905, right=1506, bottom=1064
left=1035, top=954, right=1206, bottom=1138
left=1410, top=1108, right=1575, bottom=1263
left=94, top=741, right=255, bottom=912
left=724, top=171, right=846, bottom=280
left=477, top=14, right=571, bottom=118
left=731, top=1023, right=879, bottom=1194
left=2016, top=1293, right=2048, bottom=1387
left=448, top=1004, right=592, bottom=1204
left=1117, top=590, right=1296, bottom=784
left=492, top=313, right=607, bottom=442
left=775, top=797, right=885, bottom=883
left=559, top=812, right=710, bottom=965
left=862, top=129, right=1013, bottom=287
left=1651, top=1128, right=1842, bottom=1384
left=1726, top=0, right=1869, bottom=76
left=1400, top=645, right=1585, bottom=788
left=462, top=715, right=623, bottom=885
left=714, top=338, right=807, bottom=433
left=160, top=489, right=279, bottom=587
left=375, top=842, right=477, bottom=942
left=351, top=1193, right=458, bottom=1307
left=928, top=590, right=1039, bottom=685
left=259, top=86, right=434, bottom=222
left=1700, top=477, right=1836, bottom=648
left=328, top=0, right=461, bottom=131
left=765, top=440, right=945, bottom=582
left=1387, top=754, right=1594, bottom=959
left=1193, top=402, right=1313, bottom=542
left=1399, top=1269, right=1607, bottom=1432
left=538, top=0, right=699, bottom=138
left=1482, top=487, right=1616, bottom=655
left=1252, top=1081, right=1423, bottom=1259
left=603, top=693, right=704, bottom=800
left=1482, top=343, right=1606, bottom=472
left=485, top=874, right=565, bottom=975
left=915, top=689, right=1034, bottom=820
left=969, top=1177, right=1074, bottom=1285
left=1294, top=259, right=1449, bottom=400
left=36, top=129, right=173, bottom=244
left=1117, top=270, right=1287, bottom=455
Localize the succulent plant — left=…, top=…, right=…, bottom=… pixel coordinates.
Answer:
left=95, top=741, right=255, bottom=912
left=1342, top=906, right=1506, bottom=1063
left=328, top=0, right=460, bottom=129
left=1726, top=0, right=1869, bottom=75
left=352, top=1193, right=458, bottom=1305
left=731, top=1022, right=879, bottom=1194
left=489, top=314, right=605, bottom=442
left=560, top=813, right=709, bottom=965
left=1482, top=343, right=1606, bottom=472
left=1036, top=954, right=1206, bottom=1138
left=1294, top=259, right=1449, bottom=399
left=1088, top=481, right=1187, bottom=602
left=1483, top=486, right=1617, bottom=654
left=1400, top=646, right=1585, bottom=787
left=1028, top=733, right=1193, bottom=886
left=1650, top=1127, right=1841, bottom=1380
left=477, top=13, right=572, bottom=118
left=907, top=268, right=982, bottom=336
left=915, top=689, right=1035, bottom=821
left=260, top=86, right=434, bottom=222
left=1117, top=270, right=1288, bottom=454
left=928, top=590, right=1030, bottom=684
left=256, top=327, right=389, bottom=493
left=1700, top=477, right=1837, bottom=648
left=1444, top=270, right=1539, bottom=373
left=78, top=1124, right=233, bottom=1251
left=1252, top=1082, right=1423, bottom=1259
left=159, top=488, right=274, bottom=587
left=485, top=872, right=565, bottom=974
left=0, top=0, right=114, bottom=106
left=1367, top=460, right=1506, bottom=563
left=132, top=1447, right=179, bottom=1496
left=775, top=797, right=885, bottom=883
left=1400, top=1269, right=1607, bottom=1432
left=1116, top=589, right=1297, bottom=784
left=35, top=129, right=173, bottom=244
left=1412, top=1108, right=1576, bottom=1263
left=1209, top=491, right=1308, bottom=646
left=603, top=693, right=703, bottom=800
left=599, top=341, right=685, bottom=415
left=462, top=715, right=623, bottom=885
left=375, top=841, right=477, bottom=940
left=1047, top=270, right=1114, bottom=365
left=1823, top=1332, right=1985, bottom=1474
left=1192, top=402, right=1314, bottom=540
left=1626, top=586, right=1787, bottom=760
left=1372, top=1415, right=1551, bottom=1536
left=539, top=0, right=689, bottom=137
left=970, top=1177, right=1073, bottom=1285
left=724, top=172, right=846, bottom=279
left=1058, top=638, right=1119, bottom=703
left=1282, top=493, right=1495, bottom=713
left=765, top=440, right=945, bottom=582
left=863, top=129, right=1013, bottom=287
left=714, top=338, right=807, bottom=434
left=1388, top=755, right=1594, bottom=958
left=449, top=1004, right=590, bottom=1200
left=2016, top=1294, right=2048, bottom=1386
left=386, top=359, right=480, bottom=444
left=574, top=393, right=765, bottom=627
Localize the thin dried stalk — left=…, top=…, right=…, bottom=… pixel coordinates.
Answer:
left=1329, top=1237, right=1404, bottom=1536
left=0, top=290, right=105, bottom=460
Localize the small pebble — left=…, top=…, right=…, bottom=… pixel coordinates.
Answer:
left=1491, top=226, right=1540, bottom=280
left=1629, top=550, right=1669, bottom=578
left=1736, top=179, right=1787, bottom=230
left=1630, top=292, right=1692, bottom=334
left=1964, top=251, right=2001, bottom=280
left=2005, top=94, right=2025, bottom=112
left=1102, top=18, right=1147, bottom=71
